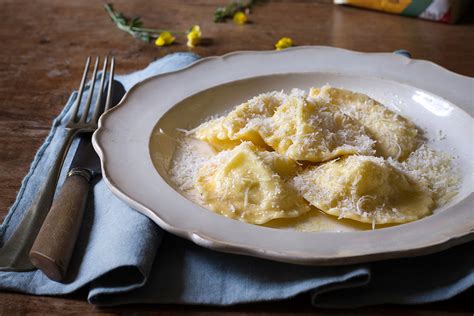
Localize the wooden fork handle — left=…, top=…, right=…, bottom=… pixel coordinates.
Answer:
left=29, top=168, right=92, bottom=281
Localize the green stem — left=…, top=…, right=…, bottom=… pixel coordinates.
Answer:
left=104, top=3, right=186, bottom=42
left=135, top=27, right=186, bottom=35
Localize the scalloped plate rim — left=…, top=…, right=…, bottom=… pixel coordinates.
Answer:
left=92, top=46, right=474, bottom=265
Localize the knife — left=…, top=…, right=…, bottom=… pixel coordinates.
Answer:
left=28, top=80, right=126, bottom=281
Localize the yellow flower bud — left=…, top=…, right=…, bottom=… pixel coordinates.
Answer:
left=233, top=11, right=248, bottom=25
left=187, top=25, right=202, bottom=48
left=155, top=31, right=175, bottom=47
left=275, top=37, right=293, bottom=50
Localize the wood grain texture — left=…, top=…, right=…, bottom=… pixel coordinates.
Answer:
left=0, top=289, right=473, bottom=315
left=30, top=171, right=91, bottom=281
left=0, top=0, right=473, bottom=313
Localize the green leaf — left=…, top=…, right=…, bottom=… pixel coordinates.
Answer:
left=213, top=0, right=259, bottom=23
left=103, top=3, right=176, bottom=44
left=130, top=16, right=143, bottom=28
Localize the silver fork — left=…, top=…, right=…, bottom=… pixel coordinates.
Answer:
left=0, top=56, right=115, bottom=271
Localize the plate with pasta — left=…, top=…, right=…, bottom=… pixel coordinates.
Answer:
left=93, top=47, right=474, bottom=265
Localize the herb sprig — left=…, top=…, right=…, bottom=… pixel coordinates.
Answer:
left=214, top=0, right=259, bottom=23
left=104, top=3, right=183, bottom=42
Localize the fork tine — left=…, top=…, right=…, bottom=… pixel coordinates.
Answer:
left=68, top=57, right=91, bottom=124
left=79, top=57, right=99, bottom=123
left=104, top=56, right=115, bottom=113
left=91, top=56, right=108, bottom=123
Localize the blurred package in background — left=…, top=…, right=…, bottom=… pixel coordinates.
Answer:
left=334, top=0, right=471, bottom=23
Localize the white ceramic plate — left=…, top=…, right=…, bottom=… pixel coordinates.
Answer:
left=93, top=47, right=474, bottom=265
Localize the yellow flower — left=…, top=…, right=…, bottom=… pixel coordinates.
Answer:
left=155, top=31, right=175, bottom=47
left=275, top=37, right=293, bottom=50
left=187, top=25, right=202, bottom=48
left=233, top=11, right=248, bottom=25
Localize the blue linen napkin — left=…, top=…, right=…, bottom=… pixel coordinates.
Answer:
left=0, top=52, right=472, bottom=307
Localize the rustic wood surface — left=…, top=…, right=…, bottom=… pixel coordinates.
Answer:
left=0, top=0, right=473, bottom=314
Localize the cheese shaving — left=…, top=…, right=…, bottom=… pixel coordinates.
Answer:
left=391, top=144, right=460, bottom=207
left=244, top=186, right=250, bottom=209
left=165, top=85, right=460, bottom=230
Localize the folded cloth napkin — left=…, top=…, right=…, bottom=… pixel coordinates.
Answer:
left=0, top=52, right=472, bottom=307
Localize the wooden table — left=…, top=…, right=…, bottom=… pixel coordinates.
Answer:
left=1, top=0, right=473, bottom=314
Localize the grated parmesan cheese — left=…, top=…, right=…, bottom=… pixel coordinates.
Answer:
left=169, top=136, right=213, bottom=195
left=164, top=86, right=461, bottom=231
left=391, top=144, right=460, bottom=207
left=244, top=186, right=250, bottom=209
left=292, top=155, right=434, bottom=225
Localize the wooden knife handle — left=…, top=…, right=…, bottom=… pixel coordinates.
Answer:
left=29, top=168, right=92, bottom=281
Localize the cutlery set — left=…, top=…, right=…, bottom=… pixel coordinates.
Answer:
left=0, top=56, right=124, bottom=281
